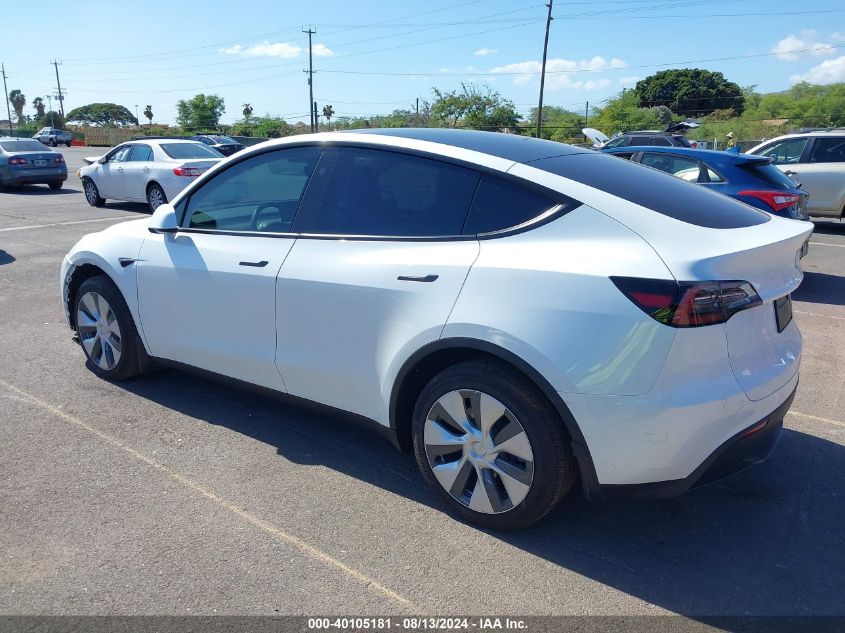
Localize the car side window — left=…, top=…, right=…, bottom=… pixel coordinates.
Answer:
left=129, top=144, right=153, bottom=162
left=108, top=146, right=132, bottom=163
left=757, top=138, right=809, bottom=164
left=808, top=138, right=845, bottom=163
left=630, top=136, right=652, bottom=145
left=613, top=152, right=636, bottom=160
left=651, top=137, right=672, bottom=146
left=603, top=137, right=627, bottom=148
left=703, top=166, right=725, bottom=183
left=184, top=146, right=321, bottom=233
left=296, top=146, right=480, bottom=237
left=462, top=175, right=559, bottom=235
left=641, top=153, right=702, bottom=182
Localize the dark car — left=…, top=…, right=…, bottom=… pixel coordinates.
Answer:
left=601, top=130, right=694, bottom=149
left=190, top=134, right=244, bottom=157
left=0, top=137, right=68, bottom=190
left=602, top=145, right=809, bottom=221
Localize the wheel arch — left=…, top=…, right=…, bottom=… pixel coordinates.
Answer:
left=389, top=337, right=598, bottom=491
left=65, top=262, right=119, bottom=329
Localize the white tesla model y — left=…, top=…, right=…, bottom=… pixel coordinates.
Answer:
left=61, top=129, right=812, bottom=529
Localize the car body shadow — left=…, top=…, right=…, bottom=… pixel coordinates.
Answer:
left=811, top=219, right=844, bottom=236
left=0, top=184, right=77, bottom=195
left=0, top=249, right=15, bottom=265
left=102, top=201, right=151, bottom=214
left=122, top=369, right=845, bottom=616
left=793, top=271, right=845, bottom=306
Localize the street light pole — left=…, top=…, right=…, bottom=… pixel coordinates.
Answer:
left=1, top=63, right=12, bottom=135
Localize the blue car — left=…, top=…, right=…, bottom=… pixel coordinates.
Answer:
left=601, top=145, right=809, bottom=220
left=0, top=137, right=67, bottom=190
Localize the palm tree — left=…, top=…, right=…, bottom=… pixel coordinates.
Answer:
left=322, top=104, right=334, bottom=130
left=33, top=97, right=45, bottom=119
left=8, top=90, right=26, bottom=122
left=242, top=103, right=253, bottom=121
left=143, top=105, right=153, bottom=126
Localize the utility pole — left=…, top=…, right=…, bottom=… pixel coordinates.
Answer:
left=1, top=63, right=11, bottom=134
left=536, top=0, right=554, bottom=139
left=303, top=28, right=316, bottom=133
left=585, top=101, right=589, bottom=128
left=415, top=97, right=419, bottom=126
left=51, top=60, right=65, bottom=119
left=313, top=101, right=319, bottom=131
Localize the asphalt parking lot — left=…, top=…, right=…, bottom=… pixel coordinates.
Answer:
left=1, top=146, right=843, bottom=617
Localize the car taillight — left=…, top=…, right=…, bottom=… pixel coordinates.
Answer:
left=173, top=167, right=201, bottom=177
left=54, top=155, right=65, bottom=164
left=9, top=157, right=26, bottom=165
left=738, top=190, right=801, bottom=212
left=611, top=277, right=762, bottom=327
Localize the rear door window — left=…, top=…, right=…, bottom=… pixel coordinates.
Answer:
left=808, top=137, right=845, bottom=163
left=650, top=137, right=672, bottom=146
left=129, top=144, right=153, bottom=161
left=756, top=138, right=809, bottom=164
left=641, top=153, right=702, bottom=182
left=295, top=147, right=480, bottom=237
left=630, top=136, right=652, bottom=145
left=462, top=175, right=562, bottom=234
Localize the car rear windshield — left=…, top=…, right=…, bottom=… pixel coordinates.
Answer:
left=529, top=152, right=771, bottom=229
left=740, top=162, right=798, bottom=190
left=160, top=143, right=222, bottom=159
left=673, top=135, right=692, bottom=147
left=0, top=140, right=49, bottom=152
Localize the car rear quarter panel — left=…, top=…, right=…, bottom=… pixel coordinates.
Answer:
left=442, top=204, right=677, bottom=396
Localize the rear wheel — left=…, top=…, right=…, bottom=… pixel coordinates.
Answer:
left=48, top=182, right=62, bottom=190
left=147, top=183, right=166, bottom=212
left=73, top=276, right=141, bottom=381
left=83, top=178, right=105, bottom=207
left=66, top=141, right=72, bottom=147
left=49, top=139, right=57, bottom=147
left=412, top=358, right=576, bottom=530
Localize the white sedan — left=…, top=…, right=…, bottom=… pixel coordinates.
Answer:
left=79, top=139, right=223, bottom=211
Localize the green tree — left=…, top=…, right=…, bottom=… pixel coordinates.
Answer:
left=636, top=69, right=744, bottom=117
left=66, top=103, right=138, bottom=126
left=431, top=83, right=520, bottom=131
left=176, top=94, right=225, bottom=131
left=590, top=89, right=665, bottom=134
left=35, top=111, right=64, bottom=129
left=143, top=105, right=153, bottom=125
left=8, top=89, right=26, bottom=122
left=32, top=97, right=45, bottom=119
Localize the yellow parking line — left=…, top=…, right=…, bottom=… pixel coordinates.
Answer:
left=794, top=310, right=845, bottom=321
left=787, top=410, right=845, bottom=428
left=0, top=378, right=416, bottom=610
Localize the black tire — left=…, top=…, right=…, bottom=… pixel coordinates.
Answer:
left=66, top=141, right=72, bottom=147
left=146, top=183, right=167, bottom=212
left=82, top=178, right=105, bottom=207
left=48, top=182, right=62, bottom=190
left=412, top=358, right=577, bottom=530
left=49, top=139, right=57, bottom=147
left=73, top=275, right=141, bottom=381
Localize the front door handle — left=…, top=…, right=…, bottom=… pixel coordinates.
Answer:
left=397, top=274, right=438, bottom=283
left=239, top=260, right=269, bottom=267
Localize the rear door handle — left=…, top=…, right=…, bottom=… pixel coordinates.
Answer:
left=239, top=260, right=269, bottom=267
left=397, top=274, right=438, bottom=283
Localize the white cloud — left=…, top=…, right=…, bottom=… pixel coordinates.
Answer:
left=618, top=75, right=640, bottom=86
left=832, top=32, right=845, bottom=42
left=771, top=31, right=835, bottom=61
left=220, top=40, right=333, bottom=58
left=474, top=48, right=499, bottom=57
left=489, top=56, right=626, bottom=90
left=312, top=43, right=335, bottom=57
left=791, top=55, right=845, bottom=84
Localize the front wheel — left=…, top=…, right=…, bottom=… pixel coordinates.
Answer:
left=49, top=139, right=57, bottom=147
left=66, top=141, right=72, bottom=147
left=73, top=276, right=141, bottom=381
left=146, top=183, right=166, bottom=212
left=412, top=358, right=577, bottom=530
left=48, top=182, right=62, bottom=190
left=83, top=178, right=105, bottom=207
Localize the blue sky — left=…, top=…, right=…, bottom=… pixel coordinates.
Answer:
left=3, top=0, right=845, bottom=126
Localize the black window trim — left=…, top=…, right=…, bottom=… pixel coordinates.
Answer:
left=175, top=140, right=582, bottom=241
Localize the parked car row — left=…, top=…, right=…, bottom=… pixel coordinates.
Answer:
left=60, top=128, right=812, bottom=529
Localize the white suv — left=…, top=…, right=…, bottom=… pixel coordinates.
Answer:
left=61, top=130, right=811, bottom=529
left=747, top=131, right=845, bottom=219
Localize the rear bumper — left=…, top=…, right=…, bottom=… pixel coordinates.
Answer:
left=580, top=383, right=795, bottom=500
left=2, top=169, right=68, bottom=185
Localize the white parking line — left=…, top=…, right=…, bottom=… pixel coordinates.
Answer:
left=795, top=310, right=845, bottom=321
left=0, top=377, right=416, bottom=610
left=809, top=241, right=845, bottom=248
left=788, top=410, right=845, bottom=429
left=0, top=216, right=129, bottom=232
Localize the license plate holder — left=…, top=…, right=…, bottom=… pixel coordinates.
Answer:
left=775, top=295, right=793, bottom=333
left=34, top=159, right=47, bottom=167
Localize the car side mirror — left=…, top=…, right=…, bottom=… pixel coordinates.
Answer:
left=148, top=203, right=179, bottom=234
left=98, top=156, right=107, bottom=164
